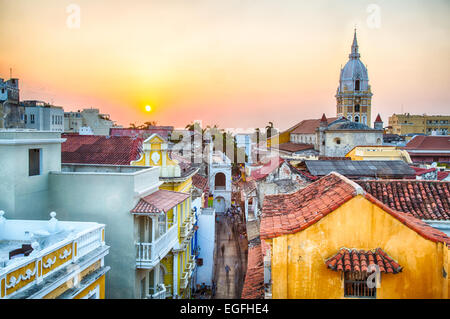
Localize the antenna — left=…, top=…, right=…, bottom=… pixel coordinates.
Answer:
left=9, top=68, right=12, bottom=79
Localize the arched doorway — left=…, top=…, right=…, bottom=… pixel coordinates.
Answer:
left=213, top=196, right=226, bottom=213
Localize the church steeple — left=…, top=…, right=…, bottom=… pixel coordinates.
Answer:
left=349, top=29, right=360, bottom=60
left=336, top=30, right=373, bottom=126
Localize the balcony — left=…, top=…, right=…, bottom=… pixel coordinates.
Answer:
left=136, top=223, right=178, bottom=269
left=186, top=255, right=195, bottom=277
left=0, top=212, right=106, bottom=299
left=180, top=270, right=189, bottom=289
left=147, top=284, right=166, bottom=299
left=179, top=215, right=195, bottom=239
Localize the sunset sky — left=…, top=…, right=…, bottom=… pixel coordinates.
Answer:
left=0, top=0, right=449, bottom=131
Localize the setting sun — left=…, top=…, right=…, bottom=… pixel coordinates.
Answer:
left=145, top=105, right=151, bottom=112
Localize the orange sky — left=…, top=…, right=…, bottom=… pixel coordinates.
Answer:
left=0, top=0, right=449, bottom=131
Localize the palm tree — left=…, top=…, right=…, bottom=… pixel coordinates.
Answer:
left=255, top=127, right=261, bottom=162
left=129, top=123, right=137, bottom=129
left=265, top=121, right=274, bottom=139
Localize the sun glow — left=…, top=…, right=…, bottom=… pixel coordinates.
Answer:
left=145, top=105, right=152, bottom=112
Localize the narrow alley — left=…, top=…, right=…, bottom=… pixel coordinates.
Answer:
left=213, top=213, right=248, bottom=299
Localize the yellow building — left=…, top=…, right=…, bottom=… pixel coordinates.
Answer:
left=260, top=173, right=449, bottom=299
left=387, top=113, right=450, bottom=136
left=131, top=133, right=198, bottom=298
left=345, top=145, right=412, bottom=163
left=0, top=211, right=109, bottom=299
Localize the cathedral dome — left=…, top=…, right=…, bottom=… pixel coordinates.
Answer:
left=338, top=31, right=369, bottom=92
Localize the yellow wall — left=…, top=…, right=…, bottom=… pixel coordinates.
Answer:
left=160, top=178, right=192, bottom=193
left=387, top=114, right=450, bottom=135
left=267, top=130, right=290, bottom=148
left=345, top=146, right=412, bottom=163
left=270, top=195, right=449, bottom=299
left=74, top=275, right=106, bottom=299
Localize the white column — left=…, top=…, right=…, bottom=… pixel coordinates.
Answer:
left=154, top=264, right=160, bottom=293
left=173, top=252, right=178, bottom=299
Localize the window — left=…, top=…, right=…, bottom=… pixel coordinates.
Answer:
left=24, top=114, right=27, bottom=124
left=29, top=149, right=41, bottom=176
left=354, top=116, right=359, bottom=123
left=355, top=80, right=360, bottom=91
left=334, top=138, right=341, bottom=145
left=30, top=114, right=35, bottom=124
left=354, top=104, right=360, bottom=112
left=344, top=272, right=376, bottom=298
left=215, top=173, right=226, bottom=190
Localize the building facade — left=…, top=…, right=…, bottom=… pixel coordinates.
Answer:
left=22, top=100, right=64, bottom=132
left=131, top=133, right=200, bottom=298
left=0, top=211, right=109, bottom=299
left=0, top=130, right=111, bottom=299
left=64, top=108, right=116, bottom=136
left=0, top=78, right=24, bottom=129
left=387, top=114, right=450, bottom=136
left=260, top=173, right=450, bottom=299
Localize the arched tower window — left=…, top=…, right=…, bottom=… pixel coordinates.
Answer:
left=355, top=80, right=360, bottom=91
left=355, top=104, right=360, bottom=112
left=354, top=115, right=360, bottom=123
left=215, top=172, right=226, bottom=190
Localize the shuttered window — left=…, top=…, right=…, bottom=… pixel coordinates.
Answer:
left=29, top=149, right=41, bottom=176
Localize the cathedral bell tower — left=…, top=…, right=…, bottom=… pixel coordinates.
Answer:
left=336, top=30, right=373, bottom=126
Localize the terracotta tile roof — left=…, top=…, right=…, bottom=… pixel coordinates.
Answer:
left=241, top=239, right=265, bottom=299
left=250, top=157, right=284, bottom=180
left=192, top=173, right=208, bottom=191
left=325, top=248, right=402, bottom=274
left=374, top=114, right=383, bottom=123
left=290, top=117, right=339, bottom=134
left=356, top=180, right=450, bottom=220
left=131, top=189, right=190, bottom=214
left=363, top=193, right=450, bottom=246
left=410, top=166, right=436, bottom=176
left=438, top=171, right=449, bottom=180
left=277, top=142, right=314, bottom=153
left=260, top=172, right=357, bottom=239
left=404, top=135, right=450, bottom=151
left=260, top=172, right=450, bottom=247
left=62, top=134, right=143, bottom=165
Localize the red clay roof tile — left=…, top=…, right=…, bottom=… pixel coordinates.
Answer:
left=357, top=180, right=450, bottom=220
left=62, top=134, right=142, bottom=165
left=241, top=240, right=265, bottom=299
left=326, top=248, right=402, bottom=274
left=131, top=189, right=190, bottom=214
left=260, top=172, right=450, bottom=247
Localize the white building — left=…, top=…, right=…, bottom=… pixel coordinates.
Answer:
left=64, top=108, right=116, bottom=136
left=208, top=150, right=232, bottom=213
left=0, top=129, right=182, bottom=299
left=235, top=133, right=253, bottom=164
left=195, top=207, right=215, bottom=287
left=0, top=211, right=109, bottom=299
left=22, top=100, right=64, bottom=132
